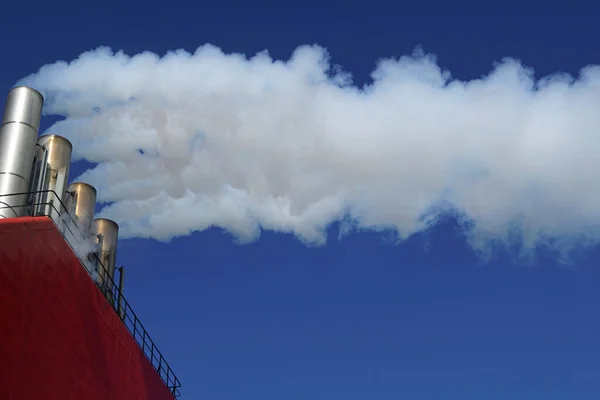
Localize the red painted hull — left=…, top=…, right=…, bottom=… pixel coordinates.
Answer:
left=0, top=217, right=175, bottom=400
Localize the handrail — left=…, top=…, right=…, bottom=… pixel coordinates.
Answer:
left=0, top=190, right=182, bottom=397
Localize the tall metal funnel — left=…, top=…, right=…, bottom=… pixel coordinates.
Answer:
left=0, top=86, right=44, bottom=218
left=64, top=182, right=97, bottom=235
left=32, top=134, right=72, bottom=221
left=91, top=218, right=119, bottom=291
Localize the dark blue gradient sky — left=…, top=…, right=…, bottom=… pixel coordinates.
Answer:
left=1, top=1, right=599, bottom=399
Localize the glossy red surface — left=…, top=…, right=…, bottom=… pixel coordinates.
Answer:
left=0, top=217, right=174, bottom=400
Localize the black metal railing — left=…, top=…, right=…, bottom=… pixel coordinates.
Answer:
left=0, top=190, right=182, bottom=397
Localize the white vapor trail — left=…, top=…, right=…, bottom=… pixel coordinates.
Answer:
left=16, top=45, right=600, bottom=255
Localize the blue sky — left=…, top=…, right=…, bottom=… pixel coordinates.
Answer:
left=2, top=1, right=600, bottom=399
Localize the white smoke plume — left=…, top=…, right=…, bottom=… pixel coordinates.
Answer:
left=16, top=45, right=600, bottom=256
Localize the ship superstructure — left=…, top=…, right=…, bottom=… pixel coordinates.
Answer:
left=0, top=86, right=181, bottom=399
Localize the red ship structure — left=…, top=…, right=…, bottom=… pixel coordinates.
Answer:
left=0, top=86, right=182, bottom=399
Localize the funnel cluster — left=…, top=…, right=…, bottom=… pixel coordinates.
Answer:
left=0, top=86, right=120, bottom=286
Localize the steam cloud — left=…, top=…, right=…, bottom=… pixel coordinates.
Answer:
left=16, top=45, right=600, bottom=255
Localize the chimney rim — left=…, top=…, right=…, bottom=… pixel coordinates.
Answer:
left=37, top=134, right=73, bottom=150
left=93, top=217, right=119, bottom=229
left=68, top=181, right=97, bottom=195
left=9, top=85, right=44, bottom=102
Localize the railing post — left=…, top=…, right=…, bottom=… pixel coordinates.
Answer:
left=117, top=266, right=125, bottom=320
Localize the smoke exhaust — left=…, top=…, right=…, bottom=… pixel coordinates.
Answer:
left=91, top=217, right=119, bottom=292
left=17, top=45, right=600, bottom=259
left=0, top=86, right=44, bottom=218
left=32, top=134, right=72, bottom=220
left=64, top=182, right=97, bottom=234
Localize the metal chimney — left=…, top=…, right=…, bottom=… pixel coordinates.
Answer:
left=91, top=218, right=119, bottom=287
left=64, top=182, right=97, bottom=234
left=0, top=86, right=44, bottom=218
left=32, top=135, right=72, bottom=220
